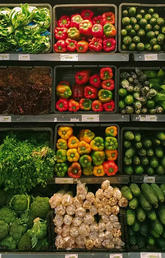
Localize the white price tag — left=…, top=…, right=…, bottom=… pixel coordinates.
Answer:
left=60, top=54, right=78, bottom=61
left=19, top=54, right=30, bottom=61
left=143, top=176, right=155, bottom=183
left=65, top=255, right=78, bottom=258
left=110, top=254, right=123, bottom=258
left=82, top=114, right=99, bottom=122
left=139, top=115, right=157, bottom=121
left=144, top=54, right=158, bottom=61
left=54, top=117, right=57, bottom=122
left=55, top=178, right=74, bottom=184
left=70, top=118, right=79, bottom=122
left=0, top=54, right=9, bottom=60
left=141, top=253, right=161, bottom=258
left=0, top=116, right=11, bottom=122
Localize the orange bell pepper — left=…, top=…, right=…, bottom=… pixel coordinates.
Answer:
left=58, top=126, right=73, bottom=140
left=68, top=136, right=79, bottom=149
left=93, top=165, right=105, bottom=176
left=105, top=126, right=118, bottom=137
left=79, top=129, right=95, bottom=143
left=105, top=150, right=118, bottom=161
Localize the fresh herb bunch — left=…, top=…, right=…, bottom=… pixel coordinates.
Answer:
left=0, top=134, right=55, bottom=193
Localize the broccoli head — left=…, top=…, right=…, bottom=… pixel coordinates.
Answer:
left=18, top=232, right=32, bottom=251
left=9, top=194, right=30, bottom=214
left=0, top=220, right=9, bottom=240
left=0, top=207, right=16, bottom=224
left=9, top=219, right=27, bottom=242
left=34, top=238, right=48, bottom=251
left=0, top=190, right=8, bottom=207
left=0, top=236, right=16, bottom=250
left=30, top=196, right=50, bottom=219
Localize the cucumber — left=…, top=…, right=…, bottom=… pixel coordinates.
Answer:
left=138, top=236, right=146, bottom=249
left=141, top=183, right=158, bottom=208
left=147, top=210, right=157, bottom=221
left=130, top=235, right=137, bottom=246
left=151, top=184, right=164, bottom=203
left=130, top=183, right=141, bottom=197
left=158, top=206, right=165, bottom=225
left=121, top=186, right=133, bottom=200
left=132, top=221, right=140, bottom=232
left=137, top=207, right=146, bottom=222
left=152, top=220, right=163, bottom=236
left=148, top=237, right=155, bottom=246
left=129, top=198, right=138, bottom=210
left=127, top=209, right=135, bottom=226
left=156, top=238, right=165, bottom=251
left=160, top=184, right=165, bottom=196
left=139, top=193, right=152, bottom=211
left=140, top=223, right=148, bottom=236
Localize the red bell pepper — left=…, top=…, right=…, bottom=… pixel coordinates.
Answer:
left=68, top=99, right=80, bottom=112
left=100, top=67, right=113, bottom=80
left=80, top=98, right=92, bottom=110
left=66, top=38, right=77, bottom=52
left=56, top=98, right=68, bottom=112
left=89, top=74, right=101, bottom=88
left=103, top=38, right=116, bottom=52
left=103, top=100, right=115, bottom=112
left=103, top=23, right=116, bottom=38
left=54, top=27, right=68, bottom=40
left=58, top=80, right=70, bottom=86
left=91, top=24, right=103, bottom=38
left=103, top=160, right=118, bottom=176
left=81, top=9, right=94, bottom=20
left=71, top=14, right=83, bottom=28
left=92, top=100, right=103, bottom=112
left=72, top=84, right=84, bottom=99
left=68, top=162, right=82, bottom=178
left=54, top=40, right=67, bottom=53
left=77, top=41, right=88, bottom=53
left=57, top=15, right=71, bottom=28
left=93, top=15, right=103, bottom=25
left=102, top=12, right=115, bottom=25
left=101, top=79, right=114, bottom=90
left=84, top=86, right=97, bottom=99
left=79, top=20, right=92, bottom=36
left=89, top=37, right=102, bottom=52
left=75, top=70, right=90, bottom=85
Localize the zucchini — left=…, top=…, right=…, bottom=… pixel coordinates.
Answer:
left=139, top=193, right=152, bottom=211
left=151, top=184, right=164, bottom=203
left=148, top=237, right=155, bottom=246
left=141, top=183, right=158, bottom=208
left=156, top=238, right=165, bottom=251
left=129, top=198, right=138, bottom=210
left=132, top=221, right=140, bottom=232
left=137, top=207, right=146, bottom=222
left=140, top=223, right=148, bottom=236
left=138, top=236, right=146, bottom=249
left=130, top=183, right=141, bottom=197
left=159, top=206, right=165, bottom=225
left=130, top=235, right=137, bottom=246
left=152, top=220, right=163, bottom=236
left=127, top=209, right=135, bottom=226
left=147, top=210, right=157, bottom=221
left=121, top=186, right=133, bottom=200
left=160, top=184, right=165, bottom=196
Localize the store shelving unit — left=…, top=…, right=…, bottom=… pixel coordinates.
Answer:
left=1, top=0, right=165, bottom=257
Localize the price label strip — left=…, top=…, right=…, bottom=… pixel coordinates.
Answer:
left=60, top=54, right=78, bottom=61
left=139, top=115, right=157, bottom=121
left=143, top=176, right=155, bottom=183
left=54, top=117, right=58, bottom=122
left=110, top=254, right=123, bottom=258
left=144, top=54, right=158, bottom=61
left=0, top=54, right=9, bottom=60
left=70, top=117, right=80, bottom=122
left=55, top=178, right=74, bottom=184
left=19, top=54, right=30, bottom=61
left=0, top=116, right=11, bottom=122
left=65, top=254, right=78, bottom=258
left=82, top=114, right=99, bottom=122
left=141, top=253, right=161, bottom=258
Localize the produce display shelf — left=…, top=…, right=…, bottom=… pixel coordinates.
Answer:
left=131, top=115, right=165, bottom=122
left=0, top=53, right=129, bottom=62
left=131, top=175, right=165, bottom=184
left=0, top=114, right=130, bottom=123
left=53, top=175, right=130, bottom=184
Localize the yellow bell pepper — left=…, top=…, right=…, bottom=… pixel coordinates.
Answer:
left=79, top=129, right=95, bottom=143
left=58, top=126, right=73, bottom=140
left=68, top=136, right=79, bottom=149
left=93, top=165, right=105, bottom=177
left=105, top=126, right=118, bottom=137
left=67, top=148, right=79, bottom=162
left=78, top=141, right=91, bottom=155
left=56, top=138, right=68, bottom=150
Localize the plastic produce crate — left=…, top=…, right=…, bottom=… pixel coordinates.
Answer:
left=117, top=66, right=165, bottom=115
left=54, top=65, right=117, bottom=114
left=119, top=3, right=165, bottom=53
left=121, top=127, right=165, bottom=177
left=0, top=3, right=52, bottom=53
left=0, top=66, right=54, bottom=115
left=53, top=4, right=117, bottom=53
left=54, top=123, right=121, bottom=175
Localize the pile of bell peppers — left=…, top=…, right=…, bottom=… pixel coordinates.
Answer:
left=54, top=9, right=116, bottom=53
left=55, top=126, right=119, bottom=178
left=56, top=67, right=115, bottom=112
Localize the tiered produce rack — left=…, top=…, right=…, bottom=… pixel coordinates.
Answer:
left=1, top=0, right=165, bottom=257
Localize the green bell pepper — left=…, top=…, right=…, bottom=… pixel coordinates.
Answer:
left=55, top=163, right=68, bottom=177
left=83, top=166, right=93, bottom=176
left=98, top=89, right=112, bottom=103
left=149, top=78, right=161, bottom=89
left=144, top=71, right=157, bottom=79
left=90, top=137, right=104, bottom=151
left=105, top=136, right=118, bottom=150
left=92, top=151, right=105, bottom=166
left=79, top=154, right=92, bottom=168
left=56, top=149, right=67, bottom=163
